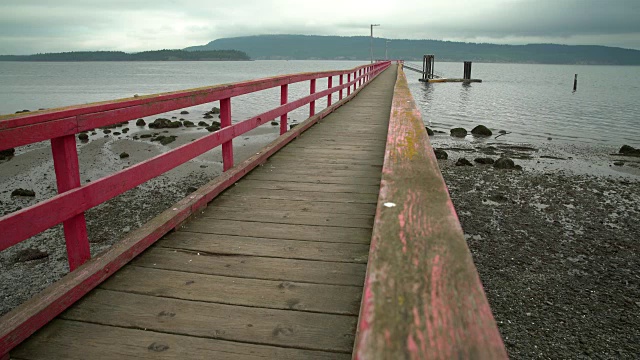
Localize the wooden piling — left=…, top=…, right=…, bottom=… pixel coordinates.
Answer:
left=573, top=74, right=577, bottom=91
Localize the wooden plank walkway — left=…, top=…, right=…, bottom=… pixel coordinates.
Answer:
left=11, top=66, right=398, bottom=359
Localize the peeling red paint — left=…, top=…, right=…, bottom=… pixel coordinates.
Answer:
left=354, top=65, right=507, bottom=359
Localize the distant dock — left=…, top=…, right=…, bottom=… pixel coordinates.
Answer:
left=404, top=55, right=482, bottom=83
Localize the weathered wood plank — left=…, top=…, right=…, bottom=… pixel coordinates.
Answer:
left=266, top=155, right=384, bottom=167
left=354, top=65, right=507, bottom=359
left=251, top=166, right=382, bottom=180
left=181, top=219, right=372, bottom=244
left=132, top=247, right=367, bottom=286
left=219, top=188, right=379, bottom=204
left=196, top=207, right=374, bottom=228
left=12, top=319, right=349, bottom=360
left=232, top=179, right=381, bottom=195
left=244, top=172, right=382, bottom=186
left=101, top=266, right=363, bottom=315
left=209, top=196, right=378, bottom=215
left=158, top=231, right=370, bottom=263
left=275, top=148, right=385, bottom=161
left=60, top=289, right=357, bottom=352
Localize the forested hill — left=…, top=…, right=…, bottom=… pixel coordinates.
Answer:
left=0, top=49, right=250, bottom=61
left=185, top=35, right=640, bottom=65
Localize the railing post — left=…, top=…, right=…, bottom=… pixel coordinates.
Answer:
left=327, top=77, right=332, bottom=107
left=220, top=98, right=233, bottom=171
left=339, top=74, right=344, bottom=100
left=280, top=84, right=288, bottom=135
left=309, top=78, right=316, bottom=117
left=51, top=135, right=90, bottom=271
left=347, top=73, right=352, bottom=96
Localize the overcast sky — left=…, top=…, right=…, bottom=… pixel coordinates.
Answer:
left=1, top=0, right=638, bottom=55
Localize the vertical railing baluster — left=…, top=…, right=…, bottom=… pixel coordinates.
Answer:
left=339, top=74, right=344, bottom=100
left=280, top=84, right=288, bottom=135
left=327, top=77, right=332, bottom=107
left=220, top=98, right=233, bottom=171
left=51, top=135, right=90, bottom=271
left=347, top=73, right=352, bottom=96
left=309, top=79, right=316, bottom=117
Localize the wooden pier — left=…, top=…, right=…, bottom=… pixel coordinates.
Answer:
left=1, top=62, right=505, bottom=359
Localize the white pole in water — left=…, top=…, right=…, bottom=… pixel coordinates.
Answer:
left=370, top=24, right=380, bottom=63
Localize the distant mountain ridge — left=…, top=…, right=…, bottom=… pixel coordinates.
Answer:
left=0, top=49, right=250, bottom=62
left=185, top=35, right=640, bottom=65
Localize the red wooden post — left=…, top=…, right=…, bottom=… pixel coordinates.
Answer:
left=347, top=73, right=352, bottom=96
left=327, top=77, right=333, bottom=107
left=51, top=135, right=90, bottom=271
left=309, top=78, right=316, bottom=117
left=220, top=98, right=233, bottom=171
left=280, top=84, right=288, bottom=135
left=339, top=74, right=344, bottom=100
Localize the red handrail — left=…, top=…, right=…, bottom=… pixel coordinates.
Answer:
left=0, top=61, right=391, bottom=271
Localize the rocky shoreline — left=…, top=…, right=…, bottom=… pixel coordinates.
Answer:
left=428, top=128, right=640, bottom=359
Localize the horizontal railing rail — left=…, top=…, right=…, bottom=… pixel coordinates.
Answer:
left=353, top=64, right=507, bottom=359
left=0, top=61, right=392, bottom=357
left=0, top=61, right=391, bottom=271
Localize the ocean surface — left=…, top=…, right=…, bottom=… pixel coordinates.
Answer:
left=0, top=60, right=638, bottom=147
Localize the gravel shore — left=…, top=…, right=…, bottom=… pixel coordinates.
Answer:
left=432, top=135, right=640, bottom=359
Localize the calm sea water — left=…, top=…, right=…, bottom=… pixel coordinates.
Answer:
left=406, top=61, right=640, bottom=146
left=0, top=60, right=638, bottom=146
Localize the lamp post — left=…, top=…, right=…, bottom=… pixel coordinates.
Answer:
left=385, top=40, right=391, bottom=60
left=370, top=24, right=380, bottom=63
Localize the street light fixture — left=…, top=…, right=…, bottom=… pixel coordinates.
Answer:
left=370, top=24, right=380, bottom=63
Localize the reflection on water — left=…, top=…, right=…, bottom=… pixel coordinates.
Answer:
left=407, top=61, right=640, bottom=146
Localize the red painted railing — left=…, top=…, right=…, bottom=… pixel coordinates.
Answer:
left=0, top=61, right=391, bottom=272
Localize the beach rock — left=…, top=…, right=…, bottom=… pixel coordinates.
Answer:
left=206, top=122, right=221, bottom=132
left=136, top=119, right=146, bottom=126
left=450, top=127, right=468, bottom=138
left=183, top=120, right=196, bottom=127
left=148, top=118, right=179, bottom=129
left=203, top=114, right=214, bottom=119
left=180, top=110, right=189, bottom=115
left=434, top=148, right=448, bottom=160
left=211, top=107, right=220, bottom=114
left=122, top=128, right=130, bottom=133
left=11, top=188, right=35, bottom=197
left=499, top=130, right=507, bottom=134
left=0, top=148, right=16, bottom=160
left=425, top=127, right=434, bottom=136
left=140, top=134, right=153, bottom=138
left=198, top=121, right=208, bottom=127
left=474, top=157, right=495, bottom=164
left=494, top=157, right=516, bottom=169
left=471, top=125, right=492, bottom=136
left=151, top=135, right=177, bottom=145
left=13, top=248, right=49, bottom=263
left=15, top=109, right=30, bottom=114
left=489, top=194, right=509, bottom=203
left=456, top=158, right=473, bottom=167
left=119, top=152, right=129, bottom=159
left=619, top=145, right=640, bottom=156
left=613, top=161, right=624, bottom=166
left=271, top=121, right=278, bottom=126
left=113, top=132, right=121, bottom=136
left=103, top=129, right=111, bottom=134
left=78, top=133, right=89, bottom=141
